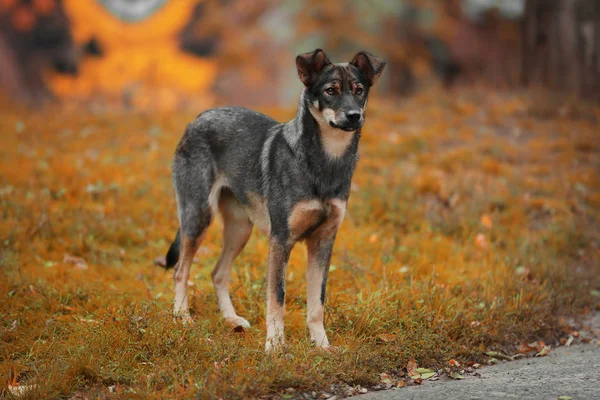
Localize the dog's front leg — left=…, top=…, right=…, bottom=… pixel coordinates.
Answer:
left=305, top=199, right=346, bottom=349
left=306, top=236, right=335, bottom=348
left=265, top=238, right=292, bottom=352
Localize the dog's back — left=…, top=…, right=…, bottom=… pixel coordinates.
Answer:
left=174, top=106, right=278, bottom=193
left=175, top=106, right=278, bottom=184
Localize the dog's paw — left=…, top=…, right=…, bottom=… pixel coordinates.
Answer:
left=225, top=316, right=251, bottom=329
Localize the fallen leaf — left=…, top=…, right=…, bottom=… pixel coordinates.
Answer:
left=518, top=342, right=536, bottom=354
left=380, top=373, right=392, bottom=385
left=449, top=371, right=465, bottom=380
left=8, top=320, right=17, bottom=331
left=420, top=371, right=436, bottom=380
left=63, top=254, right=88, bottom=270
left=416, top=367, right=433, bottom=374
left=565, top=335, right=574, bottom=347
left=378, top=333, right=397, bottom=343
left=475, top=233, right=488, bottom=249
left=515, top=266, right=533, bottom=280
left=406, top=359, right=418, bottom=377
left=77, top=318, right=99, bottom=324
left=480, top=214, right=493, bottom=229
left=528, top=341, right=542, bottom=351
left=557, top=396, right=573, bottom=400
left=413, top=378, right=423, bottom=385
left=485, top=351, right=512, bottom=361
left=396, top=381, right=404, bottom=388
left=535, top=345, right=551, bottom=357
left=449, top=359, right=460, bottom=367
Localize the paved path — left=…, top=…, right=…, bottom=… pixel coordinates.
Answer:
left=363, top=315, right=600, bottom=400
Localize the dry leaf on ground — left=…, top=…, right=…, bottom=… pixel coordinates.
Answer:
left=63, top=254, right=88, bottom=270
left=406, top=359, right=418, bottom=377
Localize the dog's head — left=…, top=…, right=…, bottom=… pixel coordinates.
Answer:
left=296, top=49, right=386, bottom=132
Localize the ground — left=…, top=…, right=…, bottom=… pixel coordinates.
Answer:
left=0, top=88, right=599, bottom=399
left=364, top=314, right=600, bottom=400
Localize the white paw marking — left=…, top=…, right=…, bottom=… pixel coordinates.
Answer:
left=226, top=316, right=251, bottom=329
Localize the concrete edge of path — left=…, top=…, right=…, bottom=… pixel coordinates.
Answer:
left=359, top=313, right=600, bottom=400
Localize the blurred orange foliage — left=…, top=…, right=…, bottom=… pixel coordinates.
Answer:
left=49, top=0, right=217, bottom=110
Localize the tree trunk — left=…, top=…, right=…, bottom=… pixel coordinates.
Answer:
left=522, top=0, right=600, bottom=99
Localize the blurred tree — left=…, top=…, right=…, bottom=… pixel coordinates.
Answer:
left=522, top=0, right=600, bottom=99
left=0, top=0, right=77, bottom=104
left=445, top=0, right=522, bottom=87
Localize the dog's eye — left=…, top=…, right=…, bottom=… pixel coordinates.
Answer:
left=355, top=87, right=364, bottom=95
left=325, top=88, right=336, bottom=96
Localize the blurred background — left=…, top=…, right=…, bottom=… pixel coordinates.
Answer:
left=0, top=0, right=598, bottom=111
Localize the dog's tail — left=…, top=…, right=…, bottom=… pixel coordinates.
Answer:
left=164, top=229, right=181, bottom=269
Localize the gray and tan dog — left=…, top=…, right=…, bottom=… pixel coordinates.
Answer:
left=163, top=49, right=385, bottom=351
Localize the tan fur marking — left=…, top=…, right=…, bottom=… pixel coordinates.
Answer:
left=288, top=199, right=325, bottom=241
left=311, top=199, right=346, bottom=241
left=245, top=192, right=271, bottom=235
left=173, top=234, right=204, bottom=321
left=208, top=174, right=228, bottom=216
left=308, top=105, right=355, bottom=159
left=212, top=191, right=252, bottom=328
left=320, top=127, right=355, bottom=159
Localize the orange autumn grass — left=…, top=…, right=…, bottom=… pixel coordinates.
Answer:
left=1, top=89, right=599, bottom=398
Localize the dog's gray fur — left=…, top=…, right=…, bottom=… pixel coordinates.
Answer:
left=164, top=49, right=386, bottom=351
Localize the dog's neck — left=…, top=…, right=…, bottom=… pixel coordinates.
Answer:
left=284, top=89, right=359, bottom=160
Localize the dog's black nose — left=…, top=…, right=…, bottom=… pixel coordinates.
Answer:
left=346, top=111, right=361, bottom=123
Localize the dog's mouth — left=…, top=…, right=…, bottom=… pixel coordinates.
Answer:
left=329, top=121, right=361, bottom=132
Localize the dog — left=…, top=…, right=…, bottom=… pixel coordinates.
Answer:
left=163, top=49, right=385, bottom=351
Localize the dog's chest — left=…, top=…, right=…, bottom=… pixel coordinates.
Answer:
left=288, top=199, right=346, bottom=241
left=243, top=194, right=346, bottom=240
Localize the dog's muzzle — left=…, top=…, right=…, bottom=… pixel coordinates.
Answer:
left=330, top=111, right=363, bottom=131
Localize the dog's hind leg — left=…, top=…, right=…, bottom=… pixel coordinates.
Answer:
left=172, top=152, right=215, bottom=321
left=212, top=189, right=253, bottom=328
left=173, top=233, right=205, bottom=321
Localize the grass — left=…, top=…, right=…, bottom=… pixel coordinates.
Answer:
left=1, top=88, right=599, bottom=399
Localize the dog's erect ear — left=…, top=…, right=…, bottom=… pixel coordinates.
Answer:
left=296, top=49, right=331, bottom=87
left=350, top=52, right=386, bottom=86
